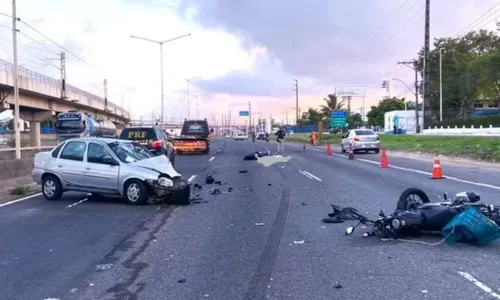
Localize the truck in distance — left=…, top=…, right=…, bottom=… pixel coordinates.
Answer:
left=56, top=110, right=117, bottom=142
left=172, top=119, right=210, bottom=154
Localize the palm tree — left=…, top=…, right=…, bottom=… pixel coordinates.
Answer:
left=320, top=94, right=345, bottom=118
left=306, top=107, right=323, bottom=124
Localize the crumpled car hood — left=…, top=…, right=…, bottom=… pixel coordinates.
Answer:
left=131, top=155, right=181, bottom=178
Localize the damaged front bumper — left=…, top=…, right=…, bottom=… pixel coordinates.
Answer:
left=146, top=177, right=191, bottom=205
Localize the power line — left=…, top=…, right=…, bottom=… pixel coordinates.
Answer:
left=0, top=11, right=95, bottom=68
left=344, top=3, right=424, bottom=77
left=340, top=0, right=422, bottom=77
left=455, top=1, right=500, bottom=36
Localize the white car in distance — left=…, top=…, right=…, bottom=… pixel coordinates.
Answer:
left=233, top=133, right=248, bottom=141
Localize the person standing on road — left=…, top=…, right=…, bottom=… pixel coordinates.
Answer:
left=275, top=127, right=286, bottom=153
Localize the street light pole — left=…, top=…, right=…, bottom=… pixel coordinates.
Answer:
left=130, top=33, right=191, bottom=128
left=439, top=48, right=443, bottom=122
left=12, top=0, right=20, bottom=159
left=160, top=43, right=164, bottom=126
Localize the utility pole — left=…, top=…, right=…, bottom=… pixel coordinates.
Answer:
left=423, top=0, right=430, bottom=126
left=103, top=79, right=108, bottom=111
left=45, top=51, right=67, bottom=100
left=398, top=61, right=420, bottom=133
left=228, top=110, right=231, bottom=128
left=293, top=79, right=298, bottom=125
left=347, top=96, right=352, bottom=114
left=186, top=80, right=190, bottom=119
left=195, top=95, right=199, bottom=119
left=12, top=0, right=20, bottom=159
left=61, top=52, right=66, bottom=99
left=248, top=101, right=252, bottom=134
left=439, top=48, right=443, bottom=122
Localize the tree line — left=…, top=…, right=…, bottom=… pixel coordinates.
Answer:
left=299, top=94, right=411, bottom=128
left=301, top=24, right=500, bottom=128
left=416, top=24, right=500, bottom=126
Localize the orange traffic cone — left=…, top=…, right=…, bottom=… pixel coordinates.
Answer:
left=348, top=143, right=355, bottom=160
left=431, top=153, right=445, bottom=179
left=325, top=144, right=332, bottom=155
left=380, top=148, right=389, bottom=168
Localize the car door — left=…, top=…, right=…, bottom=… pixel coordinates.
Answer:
left=57, top=141, right=88, bottom=190
left=84, top=142, right=120, bottom=194
left=342, top=130, right=351, bottom=147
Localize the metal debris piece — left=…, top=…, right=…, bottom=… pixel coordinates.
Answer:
left=209, top=188, right=221, bottom=195
left=205, top=175, right=215, bottom=184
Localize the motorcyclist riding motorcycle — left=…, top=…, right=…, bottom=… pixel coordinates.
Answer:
left=251, top=132, right=256, bottom=142
left=265, top=132, right=270, bottom=142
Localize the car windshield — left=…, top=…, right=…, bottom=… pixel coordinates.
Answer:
left=355, top=130, right=376, bottom=135
left=107, top=141, right=154, bottom=163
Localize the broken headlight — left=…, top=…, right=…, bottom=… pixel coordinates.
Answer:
left=158, top=176, right=173, bottom=187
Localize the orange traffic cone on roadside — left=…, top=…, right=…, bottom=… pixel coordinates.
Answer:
left=431, top=153, right=445, bottom=179
left=348, top=143, right=355, bottom=160
left=325, top=144, right=332, bottom=155
left=380, top=148, right=389, bottom=168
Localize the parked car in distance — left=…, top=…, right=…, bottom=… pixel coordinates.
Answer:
left=32, top=138, right=189, bottom=205
left=233, top=133, right=248, bottom=141
left=119, top=125, right=175, bottom=166
left=341, top=129, right=380, bottom=153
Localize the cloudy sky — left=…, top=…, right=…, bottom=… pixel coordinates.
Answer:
left=0, top=0, right=499, bottom=124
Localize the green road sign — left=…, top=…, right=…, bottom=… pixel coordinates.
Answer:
left=330, top=110, right=347, bottom=128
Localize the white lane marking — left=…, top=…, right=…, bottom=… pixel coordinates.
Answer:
left=458, top=271, right=500, bottom=299
left=66, top=198, right=88, bottom=208
left=299, top=170, right=315, bottom=180
left=188, top=175, right=196, bottom=182
left=302, top=170, right=322, bottom=182
left=0, top=192, right=42, bottom=208
left=209, top=156, right=215, bottom=162
left=328, top=153, right=500, bottom=191
left=313, top=148, right=323, bottom=152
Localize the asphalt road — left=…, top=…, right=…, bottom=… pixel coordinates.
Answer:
left=2, top=138, right=500, bottom=300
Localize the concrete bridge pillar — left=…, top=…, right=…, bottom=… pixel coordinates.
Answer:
left=29, top=121, right=41, bottom=149
left=19, top=110, right=55, bottom=148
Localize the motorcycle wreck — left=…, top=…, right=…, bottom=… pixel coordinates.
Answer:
left=323, top=188, right=500, bottom=246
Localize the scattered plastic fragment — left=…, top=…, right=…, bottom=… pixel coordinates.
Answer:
left=255, top=223, right=265, bottom=226
left=178, top=279, right=186, bottom=283
left=334, top=282, right=342, bottom=289
left=205, top=175, right=215, bottom=184
left=209, top=188, right=221, bottom=195
left=293, top=240, right=305, bottom=244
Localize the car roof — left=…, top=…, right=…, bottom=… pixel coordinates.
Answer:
left=123, top=126, right=161, bottom=129
left=62, top=137, right=134, bottom=144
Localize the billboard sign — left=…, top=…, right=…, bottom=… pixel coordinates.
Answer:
left=335, top=86, right=366, bottom=97
left=239, top=111, right=249, bottom=117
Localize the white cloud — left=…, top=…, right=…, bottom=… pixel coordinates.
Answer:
left=0, top=0, right=258, bottom=121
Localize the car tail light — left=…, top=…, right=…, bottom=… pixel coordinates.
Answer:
left=151, top=140, right=163, bottom=148
left=353, top=137, right=360, bottom=141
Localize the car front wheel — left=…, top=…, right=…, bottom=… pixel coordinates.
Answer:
left=42, top=175, right=63, bottom=201
left=124, top=179, right=149, bottom=205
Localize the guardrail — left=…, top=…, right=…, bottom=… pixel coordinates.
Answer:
left=422, top=125, right=500, bottom=136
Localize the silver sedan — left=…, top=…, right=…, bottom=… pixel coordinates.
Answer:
left=340, top=129, right=380, bottom=153
left=32, top=137, right=189, bottom=205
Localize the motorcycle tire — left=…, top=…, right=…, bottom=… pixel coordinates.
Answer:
left=396, top=187, right=431, bottom=210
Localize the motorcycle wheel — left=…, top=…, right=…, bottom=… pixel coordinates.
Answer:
left=396, top=187, right=431, bottom=210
